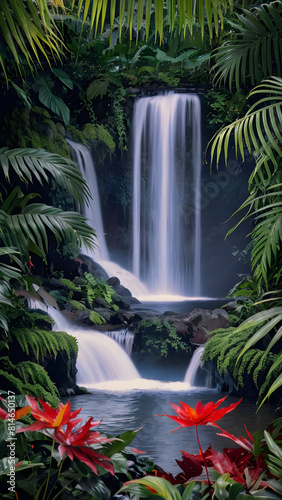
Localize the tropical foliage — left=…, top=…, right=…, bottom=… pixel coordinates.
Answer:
left=0, top=0, right=234, bottom=82
left=209, top=1, right=282, bottom=404
left=212, top=1, right=282, bottom=90
left=1, top=395, right=282, bottom=499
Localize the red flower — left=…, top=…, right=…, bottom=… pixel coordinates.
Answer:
left=17, top=395, right=82, bottom=434
left=54, top=417, right=115, bottom=475
left=158, top=396, right=242, bottom=431
left=216, top=425, right=254, bottom=452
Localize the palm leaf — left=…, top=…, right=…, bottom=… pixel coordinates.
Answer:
left=0, top=248, right=23, bottom=282
left=210, top=77, right=282, bottom=169
left=73, top=0, right=233, bottom=42
left=0, top=0, right=63, bottom=80
left=0, top=148, right=91, bottom=209
left=251, top=202, right=282, bottom=281
left=259, top=371, right=282, bottom=408
left=212, top=2, right=282, bottom=91
left=235, top=307, right=282, bottom=359
left=0, top=204, right=96, bottom=260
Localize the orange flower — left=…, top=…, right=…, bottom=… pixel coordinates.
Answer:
left=0, top=404, right=30, bottom=421
left=17, top=395, right=82, bottom=434
left=158, top=396, right=242, bottom=431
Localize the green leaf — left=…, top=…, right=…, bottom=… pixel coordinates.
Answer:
left=37, top=78, right=70, bottom=126
left=106, top=428, right=141, bottom=457
left=53, top=68, right=73, bottom=89
left=118, top=476, right=182, bottom=500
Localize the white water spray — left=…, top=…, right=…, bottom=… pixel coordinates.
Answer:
left=132, top=93, right=202, bottom=296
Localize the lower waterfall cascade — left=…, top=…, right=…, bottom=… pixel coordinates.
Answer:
left=47, top=305, right=207, bottom=390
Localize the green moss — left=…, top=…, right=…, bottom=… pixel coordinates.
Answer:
left=68, top=123, right=115, bottom=152
left=0, top=106, right=70, bottom=157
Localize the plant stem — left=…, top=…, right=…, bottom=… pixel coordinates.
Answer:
left=43, top=439, right=55, bottom=500
left=195, top=425, right=211, bottom=487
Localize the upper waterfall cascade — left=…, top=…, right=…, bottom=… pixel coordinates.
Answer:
left=67, top=92, right=201, bottom=300
left=132, top=93, right=202, bottom=296
left=67, top=139, right=148, bottom=299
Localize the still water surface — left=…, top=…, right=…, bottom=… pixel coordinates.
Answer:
left=65, top=387, right=277, bottom=475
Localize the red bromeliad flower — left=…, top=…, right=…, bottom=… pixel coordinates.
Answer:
left=17, top=395, right=83, bottom=434
left=158, top=396, right=242, bottom=431
left=157, top=396, right=242, bottom=486
left=54, top=417, right=115, bottom=475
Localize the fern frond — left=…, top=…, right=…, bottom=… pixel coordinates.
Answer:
left=89, top=311, right=106, bottom=325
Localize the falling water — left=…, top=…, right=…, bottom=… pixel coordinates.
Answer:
left=105, top=328, right=135, bottom=356
left=67, top=139, right=148, bottom=298
left=50, top=307, right=140, bottom=386
left=66, top=139, right=109, bottom=260
left=26, top=292, right=207, bottom=389
left=184, top=346, right=205, bottom=386
left=132, top=93, right=202, bottom=296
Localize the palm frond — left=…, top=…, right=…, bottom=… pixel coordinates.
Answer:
left=212, top=1, right=282, bottom=91
left=210, top=77, right=282, bottom=169
left=0, top=148, right=91, bottom=209
left=251, top=200, right=282, bottom=282
left=0, top=0, right=63, bottom=81
left=74, top=0, right=233, bottom=42
left=0, top=204, right=96, bottom=260
left=0, top=248, right=24, bottom=282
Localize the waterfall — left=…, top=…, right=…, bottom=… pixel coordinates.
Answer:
left=105, top=328, right=135, bottom=356
left=26, top=294, right=210, bottom=390
left=66, top=139, right=109, bottom=260
left=184, top=346, right=205, bottom=386
left=132, top=93, right=202, bottom=296
left=50, top=307, right=140, bottom=386
left=67, top=139, right=148, bottom=299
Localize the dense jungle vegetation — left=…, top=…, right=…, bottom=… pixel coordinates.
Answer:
left=0, top=1, right=281, bottom=498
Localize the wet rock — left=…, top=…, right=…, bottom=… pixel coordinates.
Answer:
left=111, top=311, right=142, bottom=325
left=76, top=254, right=109, bottom=280
left=112, top=296, right=131, bottom=310
left=164, top=308, right=228, bottom=345
left=92, top=297, right=110, bottom=308
left=107, top=276, right=120, bottom=287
